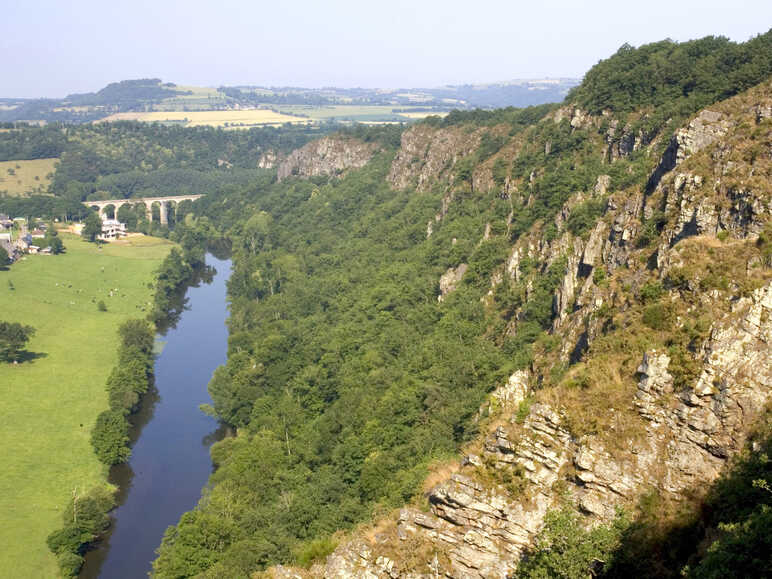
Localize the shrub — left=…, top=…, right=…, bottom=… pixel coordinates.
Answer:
left=636, top=210, right=667, bottom=248
left=56, top=552, right=84, bottom=578
left=642, top=303, right=671, bottom=330
left=515, top=397, right=532, bottom=423
left=756, top=221, right=772, bottom=266
left=46, top=526, right=91, bottom=556
left=665, top=267, right=692, bottom=290
left=46, top=486, right=115, bottom=577
left=640, top=281, right=664, bottom=303
left=517, top=507, right=630, bottom=578
left=90, top=410, right=131, bottom=465
left=667, top=345, right=701, bottom=391
left=566, top=198, right=606, bottom=238
left=294, top=536, right=339, bottom=568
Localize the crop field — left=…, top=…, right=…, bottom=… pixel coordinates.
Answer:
left=0, top=158, right=58, bottom=197
left=101, top=109, right=308, bottom=128
left=0, top=233, right=172, bottom=578
left=396, top=110, right=449, bottom=119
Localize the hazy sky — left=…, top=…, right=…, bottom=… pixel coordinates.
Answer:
left=2, top=0, right=770, bottom=97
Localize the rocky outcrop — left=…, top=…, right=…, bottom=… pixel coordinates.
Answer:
left=388, top=125, right=482, bottom=192
left=277, top=137, right=378, bottom=181
left=438, top=264, right=468, bottom=302
left=258, top=149, right=280, bottom=169
left=603, top=119, right=646, bottom=162
left=314, top=278, right=771, bottom=577
left=646, top=109, right=733, bottom=192
left=635, top=282, right=771, bottom=489
left=491, top=370, right=529, bottom=409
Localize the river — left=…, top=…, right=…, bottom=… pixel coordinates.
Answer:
left=80, top=254, right=232, bottom=579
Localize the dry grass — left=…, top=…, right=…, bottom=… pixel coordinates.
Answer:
left=421, top=459, right=461, bottom=493
left=0, top=158, right=57, bottom=196
left=362, top=515, right=400, bottom=545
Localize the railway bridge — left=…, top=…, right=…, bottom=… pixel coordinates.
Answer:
left=84, top=194, right=203, bottom=225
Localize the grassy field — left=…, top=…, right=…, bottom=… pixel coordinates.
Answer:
left=153, top=85, right=230, bottom=111
left=101, top=109, right=308, bottom=128
left=274, top=104, right=447, bottom=122
left=0, top=233, right=173, bottom=578
left=0, top=158, right=58, bottom=197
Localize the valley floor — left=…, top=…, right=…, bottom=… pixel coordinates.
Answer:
left=0, top=233, right=172, bottom=577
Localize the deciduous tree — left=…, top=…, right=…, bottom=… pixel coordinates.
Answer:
left=81, top=212, right=102, bottom=242
left=0, top=321, right=36, bottom=363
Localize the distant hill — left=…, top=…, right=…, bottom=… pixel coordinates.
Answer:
left=65, top=78, right=190, bottom=107
left=218, top=78, right=579, bottom=109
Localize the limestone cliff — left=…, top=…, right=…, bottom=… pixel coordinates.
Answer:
left=267, top=81, right=771, bottom=578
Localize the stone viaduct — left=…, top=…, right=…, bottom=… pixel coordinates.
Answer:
left=84, top=194, right=203, bottom=225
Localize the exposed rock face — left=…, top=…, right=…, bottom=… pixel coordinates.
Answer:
left=388, top=125, right=482, bottom=192
left=258, top=149, right=280, bottom=169
left=323, top=541, right=396, bottom=578
left=603, top=119, right=641, bottom=161
left=673, top=110, right=733, bottom=163
left=491, top=370, right=529, bottom=409
left=438, top=264, right=468, bottom=302
left=277, top=137, right=378, bottom=181
left=646, top=109, right=732, bottom=192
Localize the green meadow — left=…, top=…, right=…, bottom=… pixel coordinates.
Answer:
left=0, top=233, right=172, bottom=578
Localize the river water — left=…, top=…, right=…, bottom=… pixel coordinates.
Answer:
left=80, top=254, right=232, bottom=579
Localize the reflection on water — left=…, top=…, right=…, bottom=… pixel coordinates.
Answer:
left=202, top=422, right=234, bottom=450
left=80, top=254, right=232, bottom=579
left=154, top=263, right=217, bottom=335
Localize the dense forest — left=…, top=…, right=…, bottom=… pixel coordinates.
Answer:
left=147, top=31, right=771, bottom=578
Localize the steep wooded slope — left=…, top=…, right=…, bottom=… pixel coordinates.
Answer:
left=303, top=78, right=771, bottom=579
left=150, top=33, right=772, bottom=579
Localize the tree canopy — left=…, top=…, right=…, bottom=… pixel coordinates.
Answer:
left=81, top=212, right=102, bottom=242
left=0, top=321, right=36, bottom=363
left=568, top=31, right=772, bottom=114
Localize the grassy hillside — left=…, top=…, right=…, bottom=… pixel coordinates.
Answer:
left=0, top=234, right=172, bottom=578
left=0, top=158, right=57, bottom=196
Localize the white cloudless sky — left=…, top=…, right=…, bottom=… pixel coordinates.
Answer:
left=2, top=0, right=770, bottom=97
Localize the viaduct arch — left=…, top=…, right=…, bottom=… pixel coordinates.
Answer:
left=85, top=194, right=204, bottom=225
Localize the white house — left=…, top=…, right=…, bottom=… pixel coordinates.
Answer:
left=99, top=219, right=127, bottom=241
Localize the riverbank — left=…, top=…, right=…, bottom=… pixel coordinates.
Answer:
left=80, top=254, right=232, bottom=578
left=0, top=233, right=173, bottom=578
